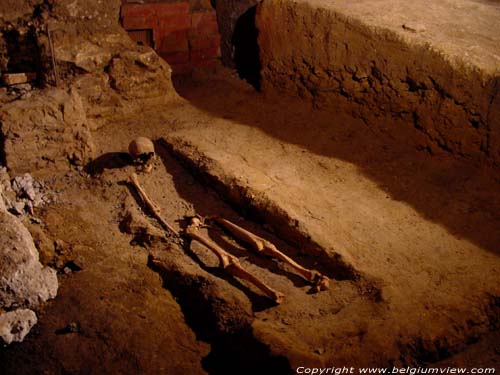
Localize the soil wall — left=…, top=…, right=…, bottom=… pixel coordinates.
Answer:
left=0, top=0, right=176, bottom=175
left=256, top=0, right=500, bottom=165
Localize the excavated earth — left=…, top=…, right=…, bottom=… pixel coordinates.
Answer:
left=0, top=0, right=499, bottom=373
left=255, top=0, right=500, bottom=166
left=0, top=69, right=499, bottom=373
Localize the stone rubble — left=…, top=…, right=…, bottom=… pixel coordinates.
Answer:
left=0, top=210, right=58, bottom=310
left=7, top=83, right=33, bottom=100
left=0, top=167, right=54, bottom=217
left=0, top=309, right=38, bottom=345
left=0, top=181, right=58, bottom=345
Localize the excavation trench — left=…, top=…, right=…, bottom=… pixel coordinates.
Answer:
left=148, top=245, right=294, bottom=375
left=133, top=138, right=498, bottom=368
left=157, top=138, right=360, bottom=283
left=131, top=140, right=363, bottom=373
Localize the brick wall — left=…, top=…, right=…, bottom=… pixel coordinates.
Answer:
left=121, top=0, right=220, bottom=76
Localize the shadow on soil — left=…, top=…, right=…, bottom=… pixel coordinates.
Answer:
left=85, top=152, right=131, bottom=175
left=173, top=76, right=500, bottom=257
left=149, top=253, right=294, bottom=375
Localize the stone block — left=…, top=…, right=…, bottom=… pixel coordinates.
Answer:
left=2, top=73, right=37, bottom=86
left=0, top=211, right=58, bottom=310
left=0, top=309, right=37, bottom=345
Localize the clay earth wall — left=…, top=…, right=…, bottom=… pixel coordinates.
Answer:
left=255, top=0, right=500, bottom=166
left=0, top=0, right=175, bottom=175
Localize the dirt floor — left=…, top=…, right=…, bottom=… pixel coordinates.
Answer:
left=0, top=68, right=499, bottom=373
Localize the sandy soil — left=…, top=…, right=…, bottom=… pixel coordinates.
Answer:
left=0, top=69, right=498, bottom=373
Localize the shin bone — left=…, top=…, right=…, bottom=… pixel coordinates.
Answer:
left=186, top=217, right=284, bottom=304
left=213, top=217, right=329, bottom=291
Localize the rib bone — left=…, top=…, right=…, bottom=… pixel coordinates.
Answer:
left=213, top=217, right=329, bottom=292
left=186, top=217, right=284, bottom=304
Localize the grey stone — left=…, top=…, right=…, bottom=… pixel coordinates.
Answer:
left=10, top=201, right=25, bottom=216
left=0, top=309, right=37, bottom=345
left=12, top=173, right=38, bottom=201
left=0, top=211, right=58, bottom=309
left=7, top=174, right=52, bottom=214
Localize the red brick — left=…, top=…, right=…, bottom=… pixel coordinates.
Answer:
left=122, top=15, right=156, bottom=30
left=189, top=0, right=214, bottom=12
left=121, top=4, right=156, bottom=19
left=158, top=29, right=189, bottom=53
left=190, top=11, right=219, bottom=35
left=170, top=63, right=193, bottom=76
left=192, top=58, right=219, bottom=69
left=151, top=2, right=189, bottom=16
left=121, top=2, right=190, bottom=31
left=157, top=14, right=191, bottom=32
left=189, top=34, right=220, bottom=50
left=160, top=51, right=190, bottom=65
left=191, top=11, right=216, bottom=28
left=190, top=45, right=220, bottom=63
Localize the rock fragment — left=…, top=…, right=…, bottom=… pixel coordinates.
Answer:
left=3, top=173, right=54, bottom=216
left=0, top=211, right=58, bottom=310
left=0, top=309, right=37, bottom=345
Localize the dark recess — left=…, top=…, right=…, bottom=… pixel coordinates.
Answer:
left=232, top=5, right=261, bottom=91
left=4, top=28, right=38, bottom=72
left=1, top=26, right=43, bottom=86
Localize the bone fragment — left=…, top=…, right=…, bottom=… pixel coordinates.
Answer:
left=186, top=217, right=284, bottom=304
left=129, top=173, right=179, bottom=236
left=213, top=217, right=329, bottom=292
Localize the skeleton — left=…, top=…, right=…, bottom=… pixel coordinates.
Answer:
left=128, top=172, right=329, bottom=304
left=129, top=137, right=156, bottom=173
left=212, top=217, right=329, bottom=292
left=186, top=216, right=284, bottom=304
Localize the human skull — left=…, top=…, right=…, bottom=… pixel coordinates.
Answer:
left=128, top=137, right=155, bottom=172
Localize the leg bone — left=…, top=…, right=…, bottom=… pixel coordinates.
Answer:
left=213, top=217, right=329, bottom=291
left=129, top=173, right=179, bottom=236
left=186, top=218, right=284, bottom=304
